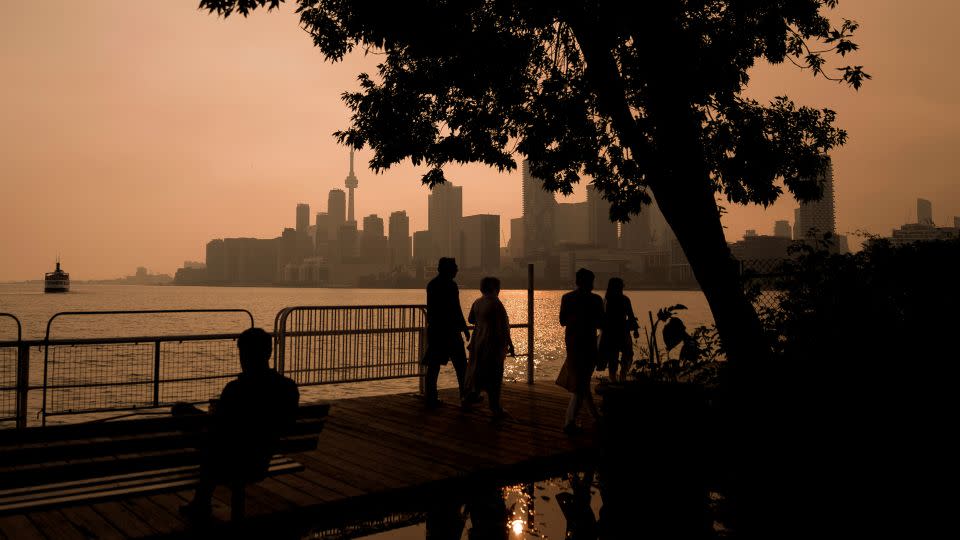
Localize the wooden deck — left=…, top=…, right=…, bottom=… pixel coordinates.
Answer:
left=0, top=382, right=599, bottom=539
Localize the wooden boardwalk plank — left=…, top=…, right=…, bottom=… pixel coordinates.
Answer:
left=1, top=382, right=599, bottom=539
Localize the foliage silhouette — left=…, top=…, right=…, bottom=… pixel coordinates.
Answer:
left=198, top=0, right=867, bottom=380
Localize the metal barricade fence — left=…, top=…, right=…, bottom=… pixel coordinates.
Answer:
left=41, top=309, right=253, bottom=425
left=274, top=305, right=428, bottom=388
left=0, top=314, right=23, bottom=426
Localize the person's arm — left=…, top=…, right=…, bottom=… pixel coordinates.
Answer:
left=559, top=294, right=571, bottom=327
left=625, top=297, right=640, bottom=338
left=452, top=283, right=469, bottom=340
left=501, top=303, right=515, bottom=356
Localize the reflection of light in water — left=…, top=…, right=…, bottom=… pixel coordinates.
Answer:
left=511, top=518, right=524, bottom=536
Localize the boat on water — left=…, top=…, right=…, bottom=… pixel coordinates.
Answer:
left=44, top=259, right=70, bottom=293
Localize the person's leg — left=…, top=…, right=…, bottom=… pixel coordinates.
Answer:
left=608, top=352, right=619, bottom=382
left=425, top=363, right=441, bottom=405
left=565, top=393, right=582, bottom=428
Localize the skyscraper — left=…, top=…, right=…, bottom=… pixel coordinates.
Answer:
left=296, top=203, right=310, bottom=234
left=521, top=159, right=556, bottom=257
left=428, top=182, right=463, bottom=259
left=413, top=230, right=433, bottom=266
left=328, top=189, right=346, bottom=237
left=361, top=214, right=388, bottom=263
left=509, top=218, right=525, bottom=259
left=587, top=185, right=617, bottom=249
left=795, top=159, right=836, bottom=239
left=620, top=209, right=652, bottom=251
left=917, top=198, right=933, bottom=225
left=461, top=214, right=500, bottom=271
left=344, top=149, right=359, bottom=223
left=774, top=220, right=792, bottom=239
left=555, top=202, right=589, bottom=245
left=315, top=212, right=330, bottom=253
left=388, top=211, right=412, bottom=266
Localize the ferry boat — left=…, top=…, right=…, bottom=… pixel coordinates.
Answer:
left=44, top=259, right=70, bottom=293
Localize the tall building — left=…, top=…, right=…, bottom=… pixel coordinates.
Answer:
left=587, top=185, right=617, bottom=249
left=795, top=159, right=836, bottom=239
left=315, top=212, right=330, bottom=254
left=792, top=208, right=802, bottom=240
left=413, top=230, right=433, bottom=266
left=621, top=205, right=656, bottom=251
left=388, top=211, right=412, bottom=267
left=344, top=149, right=359, bottom=223
left=205, top=239, right=227, bottom=283
left=555, top=202, right=589, bottom=245
left=428, top=182, right=463, bottom=259
left=509, top=218, right=525, bottom=259
left=955, top=216, right=960, bottom=229
left=774, top=220, right=792, bottom=239
left=337, top=221, right=359, bottom=261
left=328, top=189, right=346, bottom=237
left=521, top=159, right=557, bottom=257
left=296, top=203, right=310, bottom=234
left=461, top=215, right=500, bottom=272
left=361, top=214, right=388, bottom=264
left=744, top=229, right=757, bottom=238
left=917, top=198, right=933, bottom=225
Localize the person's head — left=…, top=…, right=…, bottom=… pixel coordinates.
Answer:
left=480, top=276, right=501, bottom=297
left=575, top=268, right=595, bottom=291
left=237, top=327, right=272, bottom=373
left=606, top=277, right=625, bottom=299
left=437, top=257, right=458, bottom=278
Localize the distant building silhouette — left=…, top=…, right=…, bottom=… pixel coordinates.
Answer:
left=555, top=202, right=589, bottom=245
left=413, top=230, right=433, bottom=267
left=917, top=198, right=933, bottom=225
left=730, top=235, right=792, bottom=265
left=620, top=209, right=653, bottom=251
left=328, top=189, right=346, bottom=235
left=955, top=216, right=960, bottom=229
left=428, top=182, right=463, bottom=258
left=521, top=159, right=556, bottom=257
left=461, top=214, right=500, bottom=271
left=509, top=218, right=525, bottom=260
left=344, top=149, right=359, bottom=223
left=587, top=185, right=617, bottom=249
left=361, top=214, right=389, bottom=264
left=315, top=212, right=330, bottom=254
left=774, top=220, right=792, bottom=238
left=744, top=229, right=757, bottom=239
left=296, top=203, right=310, bottom=235
left=388, top=211, right=412, bottom=267
left=337, top=221, right=359, bottom=261
left=795, top=159, right=836, bottom=239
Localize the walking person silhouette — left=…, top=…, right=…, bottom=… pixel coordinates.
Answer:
left=556, top=268, right=604, bottom=435
left=422, top=257, right=470, bottom=408
left=598, top=278, right=640, bottom=383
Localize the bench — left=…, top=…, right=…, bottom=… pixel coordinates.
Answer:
left=0, top=403, right=329, bottom=521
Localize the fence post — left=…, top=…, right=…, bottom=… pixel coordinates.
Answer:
left=527, top=263, right=535, bottom=385
left=153, top=340, right=161, bottom=407
left=15, top=344, right=29, bottom=429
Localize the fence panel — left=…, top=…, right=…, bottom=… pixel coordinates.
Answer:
left=0, top=314, right=21, bottom=424
left=276, top=305, right=428, bottom=386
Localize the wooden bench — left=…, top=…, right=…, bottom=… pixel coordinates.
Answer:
left=0, top=403, right=329, bottom=521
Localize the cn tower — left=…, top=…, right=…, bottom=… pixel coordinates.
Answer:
left=344, top=148, right=359, bottom=223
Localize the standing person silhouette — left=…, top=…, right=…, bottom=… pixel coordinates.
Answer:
left=463, top=276, right=515, bottom=418
left=556, top=268, right=604, bottom=435
left=598, top=278, right=640, bottom=383
left=422, top=257, right=470, bottom=408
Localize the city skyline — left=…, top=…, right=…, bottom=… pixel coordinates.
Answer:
left=2, top=0, right=960, bottom=280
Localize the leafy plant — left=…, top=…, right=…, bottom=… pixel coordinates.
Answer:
left=630, top=305, right=724, bottom=385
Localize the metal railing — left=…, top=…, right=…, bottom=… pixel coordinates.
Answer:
left=0, top=314, right=24, bottom=427
left=40, top=309, right=254, bottom=425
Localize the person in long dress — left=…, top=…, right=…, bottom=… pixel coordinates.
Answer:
left=464, top=276, right=514, bottom=417
left=598, top=277, right=640, bottom=383
left=556, top=268, right=604, bottom=435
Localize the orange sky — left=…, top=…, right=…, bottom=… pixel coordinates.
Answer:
left=1, top=0, right=957, bottom=280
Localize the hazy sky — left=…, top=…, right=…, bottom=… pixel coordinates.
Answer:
left=1, top=0, right=958, bottom=280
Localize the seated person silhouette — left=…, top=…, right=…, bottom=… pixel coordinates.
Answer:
left=179, top=327, right=299, bottom=520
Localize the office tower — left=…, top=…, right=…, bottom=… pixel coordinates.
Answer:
left=744, top=229, right=757, bottom=238
left=337, top=221, right=359, bottom=260
left=795, top=159, right=836, bottom=239
left=587, top=185, right=617, bottom=249
left=521, top=159, right=556, bottom=257
left=315, top=212, right=330, bottom=254
left=620, top=208, right=653, bottom=250
left=388, top=210, right=412, bottom=266
left=361, top=214, right=388, bottom=263
left=509, top=218, right=525, bottom=258
left=413, top=230, right=433, bottom=265
left=296, top=203, right=310, bottom=234
left=774, top=220, right=792, bottom=239
left=428, top=182, right=463, bottom=259
left=205, top=239, right=227, bottom=283
left=954, top=216, right=960, bottom=229
left=917, top=198, right=933, bottom=225
left=555, top=202, right=589, bottom=245
left=344, top=149, right=359, bottom=223
left=461, top=214, right=500, bottom=271
left=328, top=189, right=346, bottom=238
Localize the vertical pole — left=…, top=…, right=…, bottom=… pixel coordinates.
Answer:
left=527, top=263, right=535, bottom=385
left=153, top=340, right=161, bottom=408
left=15, top=345, right=29, bottom=429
